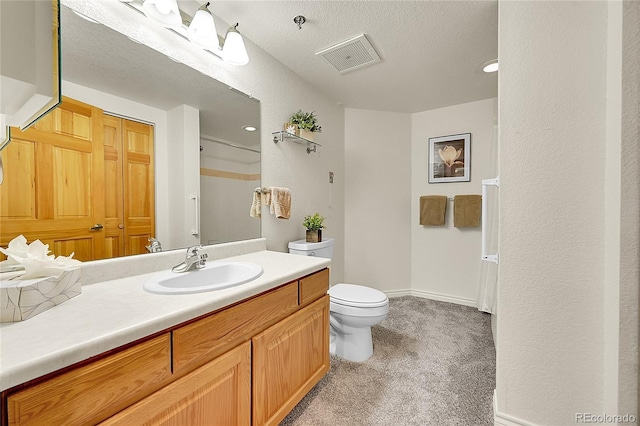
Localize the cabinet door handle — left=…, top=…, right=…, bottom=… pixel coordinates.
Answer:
left=90, top=223, right=104, bottom=231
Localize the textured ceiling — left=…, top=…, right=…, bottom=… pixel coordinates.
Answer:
left=186, top=0, right=499, bottom=113
left=62, top=0, right=498, bottom=144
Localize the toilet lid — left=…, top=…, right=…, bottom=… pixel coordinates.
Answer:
left=328, top=283, right=388, bottom=308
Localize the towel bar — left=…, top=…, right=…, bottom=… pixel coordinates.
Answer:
left=481, top=177, right=500, bottom=264
left=417, top=197, right=454, bottom=201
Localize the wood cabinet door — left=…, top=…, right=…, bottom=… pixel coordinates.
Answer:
left=252, top=296, right=330, bottom=426
left=0, top=97, right=106, bottom=261
left=101, top=341, right=251, bottom=426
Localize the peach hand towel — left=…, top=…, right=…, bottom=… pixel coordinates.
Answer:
left=454, top=195, right=482, bottom=227
left=270, top=187, right=291, bottom=219
left=419, top=195, right=447, bottom=226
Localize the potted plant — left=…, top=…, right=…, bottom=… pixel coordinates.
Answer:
left=303, top=213, right=325, bottom=243
left=286, top=110, right=322, bottom=141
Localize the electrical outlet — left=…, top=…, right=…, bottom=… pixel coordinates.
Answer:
left=329, top=171, right=334, bottom=183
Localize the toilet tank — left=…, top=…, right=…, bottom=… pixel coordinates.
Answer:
left=288, top=238, right=334, bottom=259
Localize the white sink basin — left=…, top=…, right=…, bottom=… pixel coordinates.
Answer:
left=143, top=261, right=263, bottom=295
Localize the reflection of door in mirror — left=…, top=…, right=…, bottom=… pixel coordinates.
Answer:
left=0, top=97, right=155, bottom=261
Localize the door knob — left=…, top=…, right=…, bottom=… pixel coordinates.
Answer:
left=90, top=224, right=104, bottom=231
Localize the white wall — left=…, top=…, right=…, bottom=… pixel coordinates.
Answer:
left=496, top=1, right=612, bottom=424
left=344, top=100, right=495, bottom=301
left=167, top=105, right=200, bottom=249
left=200, top=146, right=260, bottom=245
left=344, top=108, right=411, bottom=293
left=63, top=1, right=346, bottom=285
left=411, top=98, right=496, bottom=305
left=618, top=0, right=639, bottom=417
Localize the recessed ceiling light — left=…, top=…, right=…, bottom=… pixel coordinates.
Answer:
left=482, top=59, right=499, bottom=73
left=243, top=125, right=257, bottom=132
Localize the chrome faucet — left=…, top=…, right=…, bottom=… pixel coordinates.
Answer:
left=172, top=245, right=208, bottom=273
left=146, top=237, right=163, bottom=253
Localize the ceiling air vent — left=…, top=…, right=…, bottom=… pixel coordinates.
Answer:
left=315, top=34, right=381, bottom=74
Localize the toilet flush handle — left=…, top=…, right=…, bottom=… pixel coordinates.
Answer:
left=309, top=251, right=315, bottom=256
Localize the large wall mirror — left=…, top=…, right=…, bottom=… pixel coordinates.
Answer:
left=0, top=5, right=261, bottom=262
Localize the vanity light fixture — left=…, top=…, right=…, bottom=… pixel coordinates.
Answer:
left=119, top=1, right=250, bottom=66
left=142, top=0, right=182, bottom=28
left=482, top=59, right=499, bottom=73
left=243, top=125, right=257, bottom=132
left=187, top=2, right=218, bottom=50
left=222, top=23, right=249, bottom=66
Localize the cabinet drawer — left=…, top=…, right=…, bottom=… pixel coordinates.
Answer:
left=299, top=268, right=329, bottom=307
left=173, top=282, right=299, bottom=374
left=7, top=334, right=171, bottom=426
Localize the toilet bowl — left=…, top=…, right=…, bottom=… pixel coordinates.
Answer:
left=288, top=238, right=389, bottom=362
left=328, top=283, right=389, bottom=362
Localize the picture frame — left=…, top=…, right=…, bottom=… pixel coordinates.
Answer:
left=428, top=133, right=471, bottom=183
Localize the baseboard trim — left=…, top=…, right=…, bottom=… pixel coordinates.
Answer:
left=383, top=289, right=476, bottom=308
left=493, top=389, right=539, bottom=426
left=383, top=289, right=413, bottom=298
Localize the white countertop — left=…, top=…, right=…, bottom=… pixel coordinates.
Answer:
left=0, top=250, right=330, bottom=391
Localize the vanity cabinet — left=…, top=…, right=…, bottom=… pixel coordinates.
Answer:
left=253, top=296, right=330, bottom=426
left=2, top=268, right=330, bottom=426
left=100, top=341, right=251, bottom=426
left=6, top=334, right=172, bottom=426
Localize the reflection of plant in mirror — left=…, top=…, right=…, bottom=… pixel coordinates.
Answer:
left=289, top=110, right=322, bottom=132
left=303, top=213, right=325, bottom=231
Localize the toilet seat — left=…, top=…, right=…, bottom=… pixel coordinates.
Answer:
left=328, top=283, right=388, bottom=308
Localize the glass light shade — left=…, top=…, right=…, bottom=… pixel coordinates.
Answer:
left=188, top=6, right=218, bottom=50
left=142, top=0, right=181, bottom=28
left=222, top=25, right=249, bottom=66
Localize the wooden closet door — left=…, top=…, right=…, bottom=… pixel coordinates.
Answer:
left=122, top=119, right=155, bottom=256
left=0, top=97, right=106, bottom=261
left=103, top=115, right=125, bottom=258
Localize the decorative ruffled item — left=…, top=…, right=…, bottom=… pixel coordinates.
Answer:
left=0, top=235, right=82, bottom=322
left=0, top=234, right=81, bottom=279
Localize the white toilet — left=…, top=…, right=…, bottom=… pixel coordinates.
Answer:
left=288, top=238, right=389, bottom=362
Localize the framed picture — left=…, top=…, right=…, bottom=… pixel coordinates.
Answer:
left=428, top=133, right=471, bottom=183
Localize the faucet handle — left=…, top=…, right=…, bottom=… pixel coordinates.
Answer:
left=186, top=245, right=203, bottom=255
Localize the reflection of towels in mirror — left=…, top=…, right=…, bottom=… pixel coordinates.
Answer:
left=270, top=187, right=291, bottom=219
left=250, top=191, right=262, bottom=218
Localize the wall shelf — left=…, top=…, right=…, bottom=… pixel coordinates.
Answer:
left=272, top=131, right=321, bottom=154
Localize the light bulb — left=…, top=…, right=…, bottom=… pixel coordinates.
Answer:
left=222, top=24, right=249, bottom=66
left=188, top=4, right=218, bottom=50
left=142, top=0, right=181, bottom=28
left=155, top=0, right=171, bottom=15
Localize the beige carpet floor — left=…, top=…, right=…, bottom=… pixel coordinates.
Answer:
left=280, top=296, right=496, bottom=425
